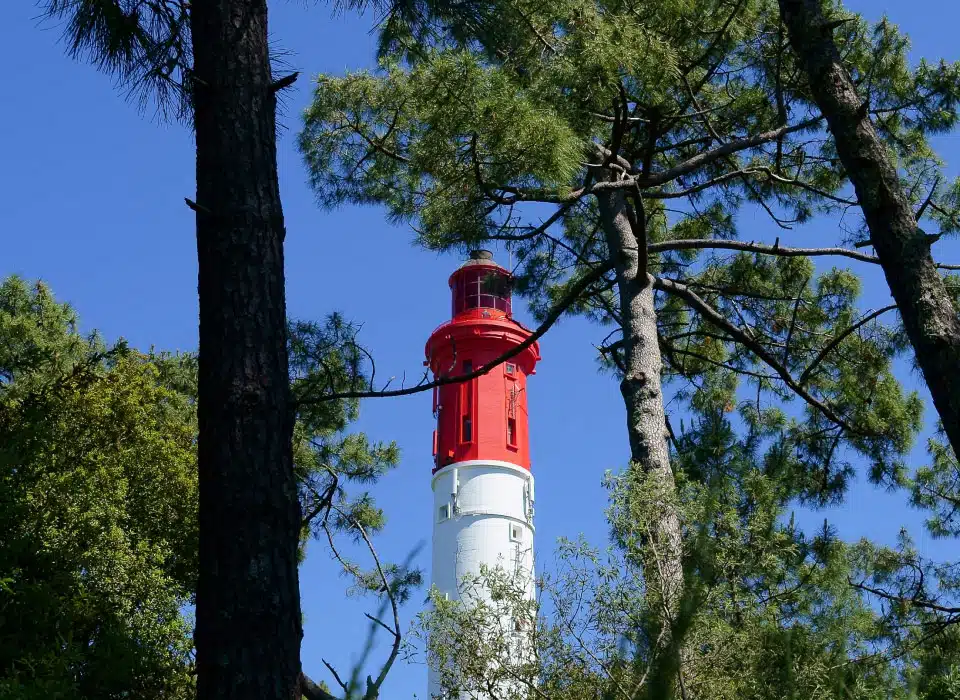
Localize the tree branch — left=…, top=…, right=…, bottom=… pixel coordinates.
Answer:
left=301, top=261, right=615, bottom=404
left=270, top=71, right=299, bottom=92
left=915, top=175, right=941, bottom=221
left=302, top=479, right=338, bottom=530
left=798, top=305, right=897, bottom=386
left=653, top=276, right=856, bottom=431
left=648, top=238, right=960, bottom=270
left=639, top=118, right=823, bottom=188
left=849, top=578, right=960, bottom=616
left=332, top=504, right=402, bottom=700
left=484, top=119, right=823, bottom=206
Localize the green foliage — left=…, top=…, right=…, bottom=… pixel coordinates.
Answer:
left=302, top=0, right=960, bottom=249
left=0, top=276, right=196, bottom=699
left=906, top=427, right=960, bottom=539
left=299, top=0, right=934, bottom=495
left=0, top=278, right=415, bottom=698
left=909, top=625, right=960, bottom=699
left=415, top=399, right=943, bottom=699
left=38, top=0, right=194, bottom=120
left=611, top=398, right=905, bottom=698
left=657, top=253, right=923, bottom=500
left=301, top=54, right=583, bottom=247
left=289, top=316, right=419, bottom=593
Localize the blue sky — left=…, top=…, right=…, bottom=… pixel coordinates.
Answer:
left=3, top=0, right=960, bottom=695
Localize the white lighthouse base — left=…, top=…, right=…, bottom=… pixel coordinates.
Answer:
left=428, top=460, right=535, bottom=700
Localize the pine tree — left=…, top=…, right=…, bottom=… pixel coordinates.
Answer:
left=297, top=0, right=958, bottom=687
left=33, top=1, right=388, bottom=697
left=188, top=2, right=305, bottom=694
left=777, top=0, right=960, bottom=461
left=35, top=0, right=303, bottom=693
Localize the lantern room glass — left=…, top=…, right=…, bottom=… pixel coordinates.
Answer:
left=452, top=268, right=512, bottom=316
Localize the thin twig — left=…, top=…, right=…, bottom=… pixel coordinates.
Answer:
left=301, top=672, right=338, bottom=700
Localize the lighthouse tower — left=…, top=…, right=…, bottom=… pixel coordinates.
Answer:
left=425, top=250, right=541, bottom=699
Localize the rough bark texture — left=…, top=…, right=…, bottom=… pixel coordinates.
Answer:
left=779, top=0, right=960, bottom=457
left=596, top=188, right=685, bottom=639
left=190, top=1, right=303, bottom=698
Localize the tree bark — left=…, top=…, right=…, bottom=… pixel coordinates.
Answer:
left=778, top=0, right=960, bottom=457
left=596, top=187, right=684, bottom=654
left=190, top=1, right=302, bottom=698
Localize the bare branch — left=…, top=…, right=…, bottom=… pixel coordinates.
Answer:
left=330, top=504, right=402, bottom=699
left=781, top=276, right=809, bottom=365
left=749, top=166, right=857, bottom=205
left=364, top=612, right=396, bottom=637
left=487, top=203, right=573, bottom=242
left=270, top=71, right=299, bottom=92
left=649, top=238, right=878, bottom=263
left=849, top=578, right=960, bottom=616
left=642, top=169, right=745, bottom=199
left=916, top=175, right=941, bottom=222
left=322, top=659, right=349, bottom=694
left=302, top=479, right=338, bottom=530
left=662, top=341, right=780, bottom=381
left=649, top=238, right=960, bottom=270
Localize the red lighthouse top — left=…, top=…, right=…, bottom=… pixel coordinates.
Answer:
left=426, top=251, right=540, bottom=473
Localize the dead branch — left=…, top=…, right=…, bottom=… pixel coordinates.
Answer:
left=915, top=175, right=942, bottom=221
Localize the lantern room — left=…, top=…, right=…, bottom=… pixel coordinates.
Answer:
left=425, top=250, right=541, bottom=473
left=450, top=251, right=513, bottom=317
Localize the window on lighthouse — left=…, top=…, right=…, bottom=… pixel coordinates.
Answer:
left=506, top=376, right=519, bottom=448
left=461, top=360, right=474, bottom=444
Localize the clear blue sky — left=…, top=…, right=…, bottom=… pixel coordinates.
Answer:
left=2, top=1, right=959, bottom=695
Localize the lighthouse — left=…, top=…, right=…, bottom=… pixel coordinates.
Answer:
left=425, top=250, right=541, bottom=699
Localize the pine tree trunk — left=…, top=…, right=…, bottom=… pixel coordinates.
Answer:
left=190, top=1, right=303, bottom=698
left=778, top=0, right=960, bottom=458
left=596, top=188, right=684, bottom=661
